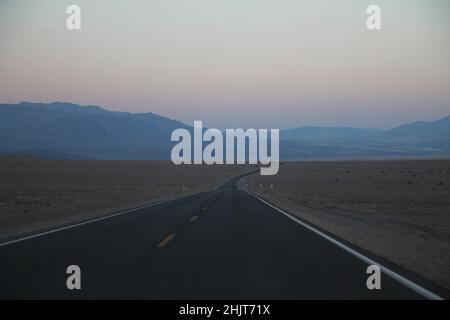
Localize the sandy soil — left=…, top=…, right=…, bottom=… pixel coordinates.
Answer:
left=0, top=156, right=251, bottom=238
left=239, top=160, right=450, bottom=290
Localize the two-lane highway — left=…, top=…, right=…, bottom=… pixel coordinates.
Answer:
left=0, top=175, right=441, bottom=299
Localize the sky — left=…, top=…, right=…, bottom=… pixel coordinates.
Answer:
left=0, top=0, right=449, bottom=129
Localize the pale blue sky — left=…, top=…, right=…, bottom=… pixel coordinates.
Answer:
left=0, top=0, right=449, bottom=129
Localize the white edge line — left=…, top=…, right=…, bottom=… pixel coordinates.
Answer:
left=244, top=189, right=443, bottom=300
left=0, top=192, right=201, bottom=248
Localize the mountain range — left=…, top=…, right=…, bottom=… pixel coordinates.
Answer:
left=0, top=102, right=449, bottom=160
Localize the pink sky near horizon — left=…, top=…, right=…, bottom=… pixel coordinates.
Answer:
left=0, top=0, right=449, bottom=129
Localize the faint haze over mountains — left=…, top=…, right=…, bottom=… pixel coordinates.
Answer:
left=0, top=102, right=449, bottom=160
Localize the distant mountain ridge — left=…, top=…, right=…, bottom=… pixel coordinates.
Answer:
left=0, top=102, right=189, bottom=159
left=280, top=115, right=450, bottom=159
left=282, top=116, right=450, bottom=144
left=379, top=115, right=450, bottom=144
left=0, top=102, right=449, bottom=160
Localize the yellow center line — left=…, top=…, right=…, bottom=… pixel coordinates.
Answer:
left=157, top=233, right=176, bottom=248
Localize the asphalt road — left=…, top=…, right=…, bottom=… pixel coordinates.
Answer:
left=0, top=174, right=440, bottom=299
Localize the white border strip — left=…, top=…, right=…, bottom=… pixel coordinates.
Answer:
left=0, top=192, right=201, bottom=247
left=245, top=190, right=443, bottom=300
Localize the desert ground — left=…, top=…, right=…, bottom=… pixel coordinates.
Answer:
left=1, top=156, right=449, bottom=291
left=239, top=160, right=450, bottom=290
left=0, top=155, right=252, bottom=238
